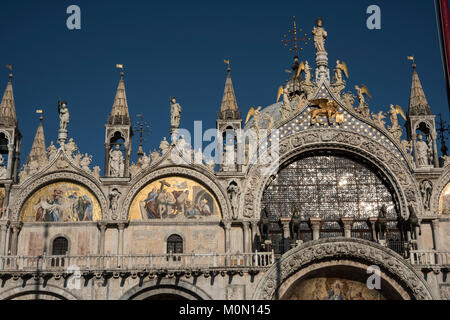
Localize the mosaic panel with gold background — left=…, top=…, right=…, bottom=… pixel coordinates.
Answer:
left=21, top=182, right=101, bottom=222
left=439, top=183, right=450, bottom=215
left=284, top=278, right=386, bottom=300
left=130, top=177, right=221, bottom=221
left=0, top=187, right=5, bottom=208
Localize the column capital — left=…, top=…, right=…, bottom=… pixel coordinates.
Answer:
left=97, top=221, right=108, bottom=231
left=308, top=217, right=322, bottom=228
left=10, top=221, right=23, bottom=232
left=340, top=217, right=354, bottom=228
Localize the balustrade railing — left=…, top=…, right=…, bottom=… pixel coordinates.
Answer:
left=410, top=250, right=450, bottom=267
left=0, top=251, right=275, bottom=273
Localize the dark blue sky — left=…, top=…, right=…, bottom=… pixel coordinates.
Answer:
left=0, top=0, right=449, bottom=169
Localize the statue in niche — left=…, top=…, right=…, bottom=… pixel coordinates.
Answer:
left=109, top=144, right=124, bottom=177
left=224, top=138, right=236, bottom=168
left=416, top=134, right=431, bottom=167
left=227, top=183, right=240, bottom=220
left=0, top=155, right=7, bottom=179
left=109, top=188, right=121, bottom=215
left=420, top=180, right=433, bottom=211
left=312, top=18, right=327, bottom=53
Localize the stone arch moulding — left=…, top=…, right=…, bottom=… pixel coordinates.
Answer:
left=122, top=165, right=232, bottom=221
left=430, top=167, right=450, bottom=216
left=242, top=129, right=423, bottom=220
left=0, top=283, right=80, bottom=300
left=11, top=171, right=108, bottom=221
left=252, top=238, right=435, bottom=300
left=119, top=278, right=213, bottom=300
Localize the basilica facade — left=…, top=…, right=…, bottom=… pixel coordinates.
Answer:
left=0, top=20, right=449, bottom=300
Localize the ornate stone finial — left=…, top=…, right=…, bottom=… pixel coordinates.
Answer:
left=312, top=18, right=329, bottom=82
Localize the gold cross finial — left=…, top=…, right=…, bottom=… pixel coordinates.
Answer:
left=281, top=16, right=310, bottom=58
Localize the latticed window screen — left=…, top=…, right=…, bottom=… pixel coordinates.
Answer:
left=167, top=235, right=183, bottom=254
left=52, top=237, right=68, bottom=256
left=262, top=153, right=398, bottom=222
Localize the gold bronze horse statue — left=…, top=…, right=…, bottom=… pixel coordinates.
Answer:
left=310, top=98, right=345, bottom=126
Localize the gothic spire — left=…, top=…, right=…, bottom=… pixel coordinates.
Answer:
left=27, top=116, right=48, bottom=167
left=408, top=62, right=431, bottom=117
left=218, top=61, right=240, bottom=120
left=108, top=67, right=130, bottom=125
left=0, top=68, right=17, bottom=127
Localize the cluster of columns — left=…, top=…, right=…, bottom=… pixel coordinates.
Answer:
left=96, top=221, right=128, bottom=255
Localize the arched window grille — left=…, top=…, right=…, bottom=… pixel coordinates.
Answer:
left=261, top=152, right=403, bottom=255
left=51, top=237, right=68, bottom=267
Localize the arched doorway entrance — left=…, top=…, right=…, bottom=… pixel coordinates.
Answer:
left=120, top=279, right=212, bottom=301
left=253, top=238, right=434, bottom=300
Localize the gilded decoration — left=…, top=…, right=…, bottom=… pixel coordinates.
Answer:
left=439, top=182, right=450, bottom=215
left=129, top=176, right=221, bottom=221
left=284, top=278, right=385, bottom=300
left=21, top=182, right=101, bottom=222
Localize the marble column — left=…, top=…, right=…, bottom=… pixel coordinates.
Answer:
left=250, top=221, right=258, bottom=252
left=97, top=221, right=107, bottom=255
left=117, top=223, right=126, bottom=255
left=10, top=222, right=22, bottom=255
left=432, top=220, right=441, bottom=264
left=224, top=221, right=232, bottom=266
left=340, top=218, right=354, bottom=238
left=0, top=221, right=9, bottom=255
left=368, top=218, right=378, bottom=242
left=309, top=218, right=322, bottom=241
left=6, top=144, right=13, bottom=179
left=242, top=222, right=250, bottom=253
